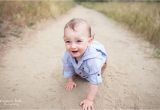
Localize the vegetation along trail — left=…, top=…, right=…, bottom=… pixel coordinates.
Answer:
left=0, top=5, right=160, bottom=109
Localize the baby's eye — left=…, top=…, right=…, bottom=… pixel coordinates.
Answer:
left=76, top=40, right=82, bottom=43
left=65, top=41, right=71, bottom=44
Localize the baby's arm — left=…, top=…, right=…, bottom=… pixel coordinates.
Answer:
left=80, top=83, right=98, bottom=109
left=63, top=52, right=76, bottom=91
left=87, top=83, right=98, bottom=101
left=65, top=76, right=76, bottom=91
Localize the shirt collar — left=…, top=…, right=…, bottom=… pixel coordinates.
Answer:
left=69, top=45, right=98, bottom=69
left=82, top=45, right=98, bottom=60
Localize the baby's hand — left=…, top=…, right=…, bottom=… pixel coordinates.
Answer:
left=80, top=99, right=94, bottom=110
left=65, top=81, right=76, bottom=91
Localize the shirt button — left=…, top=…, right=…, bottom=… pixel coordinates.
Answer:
left=97, top=74, right=100, bottom=76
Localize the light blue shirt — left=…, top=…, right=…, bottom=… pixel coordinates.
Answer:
left=63, top=41, right=107, bottom=85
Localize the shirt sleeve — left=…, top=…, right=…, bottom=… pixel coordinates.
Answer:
left=63, top=52, right=75, bottom=78
left=86, top=58, right=103, bottom=85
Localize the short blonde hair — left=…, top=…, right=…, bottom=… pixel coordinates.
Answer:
left=64, top=18, right=91, bottom=37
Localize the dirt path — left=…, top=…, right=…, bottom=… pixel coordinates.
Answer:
left=0, top=5, right=160, bottom=110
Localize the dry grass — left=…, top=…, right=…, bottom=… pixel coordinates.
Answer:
left=81, top=2, right=160, bottom=57
left=0, top=1, right=75, bottom=38
left=0, top=1, right=75, bottom=26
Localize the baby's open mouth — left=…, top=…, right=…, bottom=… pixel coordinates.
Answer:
left=72, top=50, right=78, bottom=53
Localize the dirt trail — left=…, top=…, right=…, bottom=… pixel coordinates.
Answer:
left=0, top=5, right=160, bottom=110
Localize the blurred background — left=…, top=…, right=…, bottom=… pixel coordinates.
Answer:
left=0, top=0, right=159, bottom=56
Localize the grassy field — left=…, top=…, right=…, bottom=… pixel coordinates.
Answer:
left=0, top=1, right=75, bottom=38
left=81, top=2, right=160, bottom=57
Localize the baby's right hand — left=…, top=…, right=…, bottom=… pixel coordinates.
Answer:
left=65, top=81, right=76, bottom=91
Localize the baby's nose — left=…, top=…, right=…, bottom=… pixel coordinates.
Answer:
left=71, top=43, right=77, bottom=48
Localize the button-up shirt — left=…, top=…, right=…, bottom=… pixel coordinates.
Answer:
left=63, top=41, right=107, bottom=85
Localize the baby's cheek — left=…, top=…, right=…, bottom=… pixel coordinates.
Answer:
left=65, top=45, right=70, bottom=50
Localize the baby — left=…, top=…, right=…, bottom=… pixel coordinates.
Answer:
left=63, top=18, right=107, bottom=110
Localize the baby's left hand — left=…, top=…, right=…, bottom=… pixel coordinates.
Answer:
left=80, top=99, right=94, bottom=110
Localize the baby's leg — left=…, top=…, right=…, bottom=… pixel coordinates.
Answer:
left=101, top=60, right=107, bottom=74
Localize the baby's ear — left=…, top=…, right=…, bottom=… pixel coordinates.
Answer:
left=88, top=36, right=93, bottom=44
left=91, top=33, right=95, bottom=39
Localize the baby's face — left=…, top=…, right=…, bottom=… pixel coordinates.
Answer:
left=64, top=25, right=92, bottom=60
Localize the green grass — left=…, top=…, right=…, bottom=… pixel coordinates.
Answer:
left=81, top=2, right=160, bottom=57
